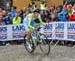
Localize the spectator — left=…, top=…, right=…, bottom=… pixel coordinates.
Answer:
left=29, top=7, right=33, bottom=13
left=72, top=4, right=75, bottom=14
left=2, top=10, right=8, bottom=25
left=5, top=14, right=12, bottom=25
left=0, top=8, right=2, bottom=14
left=41, top=10, right=51, bottom=22
left=49, top=6, right=55, bottom=14
left=31, top=2, right=36, bottom=10
left=19, top=9, right=24, bottom=21
left=54, top=5, right=63, bottom=21
left=12, top=11, right=21, bottom=25
left=40, top=1, right=46, bottom=10
left=10, top=6, right=17, bottom=19
left=67, top=4, right=72, bottom=16
left=0, top=15, right=6, bottom=25
left=66, top=4, right=74, bottom=21
left=57, top=6, right=68, bottom=22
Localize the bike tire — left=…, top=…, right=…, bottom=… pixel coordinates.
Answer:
left=23, top=34, right=35, bottom=54
left=39, top=34, right=50, bottom=55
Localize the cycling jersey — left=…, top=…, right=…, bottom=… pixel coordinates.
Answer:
left=23, top=13, right=45, bottom=31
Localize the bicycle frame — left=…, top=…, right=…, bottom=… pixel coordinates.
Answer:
left=31, top=28, right=42, bottom=44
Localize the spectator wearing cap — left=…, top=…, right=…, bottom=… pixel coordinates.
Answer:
left=12, top=11, right=21, bottom=25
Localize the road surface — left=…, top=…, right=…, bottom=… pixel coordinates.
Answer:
left=0, top=45, right=75, bottom=61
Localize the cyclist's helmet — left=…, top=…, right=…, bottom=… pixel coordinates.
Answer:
left=33, top=9, right=40, bottom=13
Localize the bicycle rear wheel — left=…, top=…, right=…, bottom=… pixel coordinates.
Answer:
left=23, top=34, right=35, bottom=53
left=39, top=34, right=50, bottom=55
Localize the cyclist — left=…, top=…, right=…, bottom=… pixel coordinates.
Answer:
left=23, top=9, right=46, bottom=48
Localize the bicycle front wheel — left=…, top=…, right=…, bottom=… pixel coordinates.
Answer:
left=39, top=34, right=50, bottom=55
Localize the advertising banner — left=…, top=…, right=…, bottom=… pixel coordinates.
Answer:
left=0, top=22, right=75, bottom=41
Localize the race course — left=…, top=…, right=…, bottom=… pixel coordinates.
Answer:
left=0, top=45, right=75, bottom=61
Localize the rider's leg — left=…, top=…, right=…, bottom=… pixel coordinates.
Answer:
left=26, top=30, right=33, bottom=49
left=27, top=31, right=31, bottom=41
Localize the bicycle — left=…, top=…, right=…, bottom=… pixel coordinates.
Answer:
left=23, top=27, right=50, bottom=55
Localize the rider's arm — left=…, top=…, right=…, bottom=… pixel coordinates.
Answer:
left=28, top=18, right=34, bottom=29
left=38, top=15, right=46, bottom=26
left=38, top=18, right=46, bottom=26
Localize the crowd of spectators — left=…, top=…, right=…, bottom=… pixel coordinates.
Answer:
left=0, top=1, right=75, bottom=46
left=0, top=1, right=75, bottom=26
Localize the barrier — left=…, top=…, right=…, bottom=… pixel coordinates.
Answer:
left=0, top=24, right=25, bottom=41
left=0, top=22, right=75, bottom=41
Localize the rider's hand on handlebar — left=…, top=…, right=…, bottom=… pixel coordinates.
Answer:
left=34, top=24, right=38, bottom=30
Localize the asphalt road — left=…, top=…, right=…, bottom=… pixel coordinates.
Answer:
left=0, top=45, right=75, bottom=61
